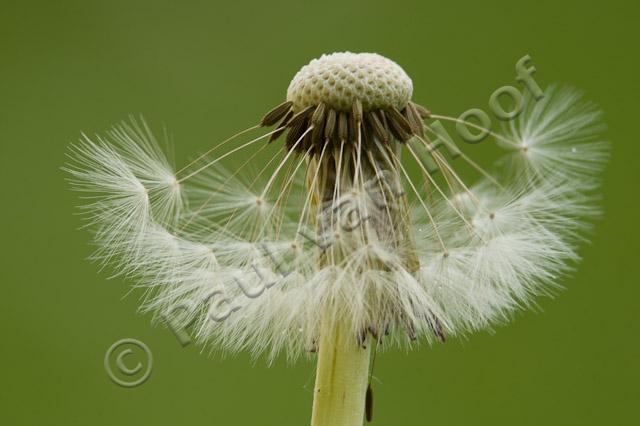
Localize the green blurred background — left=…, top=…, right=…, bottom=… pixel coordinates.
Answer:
left=1, top=0, right=638, bottom=424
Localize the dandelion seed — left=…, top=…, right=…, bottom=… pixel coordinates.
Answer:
left=67, top=52, right=607, bottom=425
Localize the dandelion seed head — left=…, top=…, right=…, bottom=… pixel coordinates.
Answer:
left=67, top=55, right=608, bottom=361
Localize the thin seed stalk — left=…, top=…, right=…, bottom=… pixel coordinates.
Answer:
left=311, top=318, right=371, bottom=426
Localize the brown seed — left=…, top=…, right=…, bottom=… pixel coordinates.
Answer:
left=401, top=107, right=416, bottom=134
left=348, top=111, right=359, bottom=143
left=287, top=106, right=315, bottom=130
left=310, top=104, right=326, bottom=147
left=360, top=119, right=372, bottom=148
left=388, top=106, right=414, bottom=135
left=303, top=129, right=314, bottom=154
left=375, top=109, right=393, bottom=142
left=324, top=109, right=337, bottom=141
left=310, top=128, right=324, bottom=150
left=387, top=115, right=412, bottom=142
left=404, top=103, right=424, bottom=137
left=366, top=111, right=390, bottom=143
left=338, top=112, right=349, bottom=142
left=260, top=101, right=293, bottom=127
left=352, top=99, right=363, bottom=123
left=378, top=109, right=390, bottom=132
left=286, top=117, right=310, bottom=150
left=311, top=103, right=326, bottom=126
left=268, top=110, right=293, bottom=143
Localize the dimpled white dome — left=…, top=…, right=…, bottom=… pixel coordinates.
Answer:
left=286, top=52, right=413, bottom=112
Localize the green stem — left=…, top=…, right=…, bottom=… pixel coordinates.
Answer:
left=311, top=319, right=371, bottom=426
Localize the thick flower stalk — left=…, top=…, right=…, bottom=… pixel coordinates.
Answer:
left=66, top=52, right=607, bottom=425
